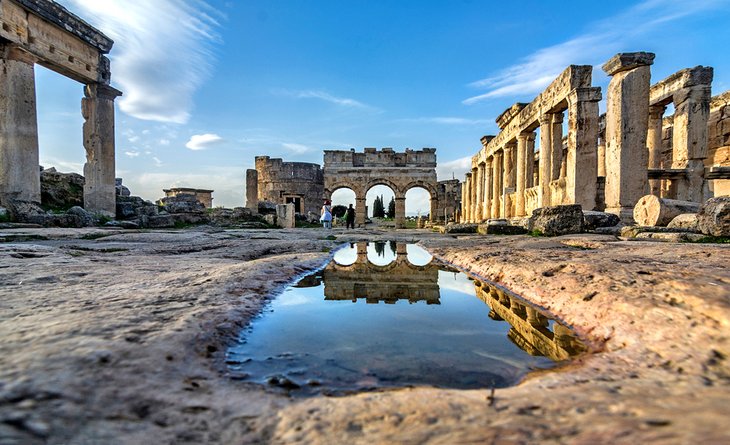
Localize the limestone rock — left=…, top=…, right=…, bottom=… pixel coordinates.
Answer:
left=583, top=211, right=621, bottom=231
left=696, top=196, right=730, bottom=237
left=528, top=205, right=584, bottom=236
left=440, top=223, right=477, bottom=234
left=667, top=213, right=700, bottom=231
left=633, top=195, right=701, bottom=227
left=147, top=214, right=175, bottom=228
left=67, top=206, right=95, bottom=227
left=477, top=223, right=527, bottom=235
left=40, top=168, right=85, bottom=211
left=115, top=178, right=131, bottom=197
left=276, top=204, right=296, bottom=229
left=258, top=200, right=277, bottom=215
left=157, top=194, right=205, bottom=214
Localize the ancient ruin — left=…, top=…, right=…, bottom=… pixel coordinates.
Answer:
left=162, top=187, right=214, bottom=208
left=0, top=0, right=121, bottom=216
left=323, top=147, right=439, bottom=228
left=246, top=156, right=324, bottom=216
left=460, top=52, right=730, bottom=224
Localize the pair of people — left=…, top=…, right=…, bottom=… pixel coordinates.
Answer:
left=321, top=200, right=356, bottom=229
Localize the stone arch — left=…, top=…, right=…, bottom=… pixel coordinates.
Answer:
left=403, top=180, right=439, bottom=223
left=365, top=178, right=402, bottom=197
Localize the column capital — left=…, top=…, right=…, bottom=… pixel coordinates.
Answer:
left=568, top=87, right=602, bottom=105
left=648, top=104, right=666, bottom=119
left=551, top=113, right=564, bottom=125
left=602, top=52, right=655, bottom=76
left=538, top=114, right=553, bottom=125
left=85, top=83, right=123, bottom=100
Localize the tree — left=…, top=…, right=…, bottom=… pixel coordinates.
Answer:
left=373, top=194, right=385, bottom=218
left=387, top=197, right=395, bottom=218
left=331, top=204, right=347, bottom=218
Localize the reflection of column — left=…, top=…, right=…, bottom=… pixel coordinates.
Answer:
left=82, top=83, right=123, bottom=216
left=516, top=133, right=529, bottom=216
left=603, top=52, right=654, bottom=221
left=526, top=307, right=549, bottom=328
left=491, top=151, right=502, bottom=218
left=538, top=114, right=553, bottom=207
left=355, top=196, right=366, bottom=226
left=671, top=81, right=712, bottom=202
left=566, top=87, right=601, bottom=210
left=484, top=158, right=493, bottom=219
left=647, top=105, right=665, bottom=196
left=394, top=196, right=406, bottom=229
left=357, top=242, right=368, bottom=262
left=0, top=44, right=40, bottom=205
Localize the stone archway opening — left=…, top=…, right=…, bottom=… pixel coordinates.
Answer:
left=366, top=184, right=395, bottom=220
left=330, top=186, right=355, bottom=224
left=405, top=186, right=431, bottom=220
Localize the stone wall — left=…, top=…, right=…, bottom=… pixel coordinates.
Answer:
left=248, top=156, right=324, bottom=215
left=163, top=187, right=213, bottom=208
left=708, top=92, right=730, bottom=196
left=436, top=179, right=461, bottom=222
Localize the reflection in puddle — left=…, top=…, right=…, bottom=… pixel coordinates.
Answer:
left=227, top=242, right=585, bottom=395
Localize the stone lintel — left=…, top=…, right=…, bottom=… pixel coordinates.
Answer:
left=86, top=82, right=122, bottom=100
left=14, top=0, right=114, bottom=53
left=496, top=103, right=528, bottom=129
left=650, top=66, right=714, bottom=106
left=602, top=52, right=655, bottom=76
left=568, top=87, right=602, bottom=104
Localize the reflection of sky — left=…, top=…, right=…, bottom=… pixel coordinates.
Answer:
left=406, top=244, right=433, bottom=266
left=438, top=270, right=477, bottom=295
left=366, top=242, right=395, bottom=266
left=333, top=243, right=357, bottom=266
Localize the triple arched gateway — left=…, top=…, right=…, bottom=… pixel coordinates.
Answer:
left=323, top=148, right=439, bottom=228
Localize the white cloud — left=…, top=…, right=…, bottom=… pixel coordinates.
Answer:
left=159, top=139, right=171, bottom=146
left=436, top=156, right=473, bottom=181
left=463, top=0, right=724, bottom=104
left=152, top=157, right=163, bottom=167
left=185, top=133, right=224, bottom=150
left=281, top=142, right=312, bottom=154
left=124, top=150, right=140, bottom=157
left=64, top=0, right=223, bottom=124
left=127, top=167, right=244, bottom=207
left=128, top=135, right=140, bottom=143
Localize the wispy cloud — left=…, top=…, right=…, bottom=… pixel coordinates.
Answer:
left=398, top=117, right=492, bottom=125
left=463, top=0, right=724, bottom=104
left=64, top=0, right=223, bottom=123
left=124, top=150, right=140, bottom=158
left=281, top=142, right=313, bottom=154
left=436, top=156, right=473, bottom=181
left=273, top=88, right=377, bottom=110
left=186, top=133, right=224, bottom=150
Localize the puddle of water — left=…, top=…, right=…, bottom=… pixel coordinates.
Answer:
left=227, top=241, right=585, bottom=395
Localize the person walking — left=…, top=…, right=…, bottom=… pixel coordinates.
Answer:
left=320, top=199, right=332, bottom=229
left=345, top=203, right=356, bottom=229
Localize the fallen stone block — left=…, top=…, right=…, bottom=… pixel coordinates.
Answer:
left=147, top=214, right=175, bottom=228
left=478, top=223, right=527, bottom=235
left=583, top=211, right=621, bottom=231
left=440, top=223, right=478, bottom=234
left=528, top=204, right=584, bottom=236
left=633, top=195, right=700, bottom=227
left=667, top=213, right=700, bottom=232
left=633, top=232, right=706, bottom=242
left=697, top=196, right=730, bottom=237
left=620, top=225, right=697, bottom=238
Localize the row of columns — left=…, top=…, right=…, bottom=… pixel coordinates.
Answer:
left=0, top=43, right=120, bottom=216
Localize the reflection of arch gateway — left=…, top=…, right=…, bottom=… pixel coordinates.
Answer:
left=323, top=148, right=439, bottom=228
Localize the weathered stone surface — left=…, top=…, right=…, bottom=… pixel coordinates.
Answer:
left=66, top=206, right=94, bottom=226
left=157, top=193, right=205, bottom=214
left=696, top=196, right=730, bottom=236
left=602, top=52, right=655, bottom=76
left=633, top=231, right=706, bottom=242
left=263, top=214, right=276, bottom=225
left=208, top=207, right=256, bottom=226
left=633, top=195, right=701, bottom=227
left=477, top=223, right=527, bottom=235
left=439, top=223, right=477, bottom=233
left=583, top=210, right=621, bottom=230
left=258, top=200, right=277, bottom=215
left=40, top=167, right=84, bottom=211
left=116, top=195, right=158, bottom=220
left=147, top=214, right=175, bottom=228
left=620, top=225, right=698, bottom=238
left=667, top=213, right=700, bottom=231
left=528, top=204, right=584, bottom=236
left=115, top=178, right=130, bottom=197
left=276, top=203, right=296, bottom=228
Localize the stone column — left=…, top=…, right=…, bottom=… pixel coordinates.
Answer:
left=597, top=134, right=606, bottom=177
left=647, top=105, right=665, bottom=196
left=483, top=158, right=493, bottom=220
left=460, top=176, right=468, bottom=223
left=551, top=113, right=564, bottom=181
left=602, top=52, right=654, bottom=222
left=526, top=133, right=536, bottom=188
left=0, top=44, right=40, bottom=205
left=538, top=114, right=553, bottom=207
left=503, top=142, right=516, bottom=217
left=463, top=173, right=472, bottom=222
left=394, top=196, right=406, bottom=229
left=355, top=196, right=366, bottom=226
left=516, top=133, right=529, bottom=216
left=566, top=87, right=601, bottom=210
left=671, top=78, right=712, bottom=202
left=429, top=195, right=439, bottom=223
left=470, top=167, right=478, bottom=222
left=82, top=83, right=122, bottom=216
left=245, top=169, right=259, bottom=210
left=491, top=150, right=502, bottom=218
left=475, top=163, right=484, bottom=222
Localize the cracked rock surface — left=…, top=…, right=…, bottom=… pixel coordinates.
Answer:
left=0, top=227, right=728, bottom=444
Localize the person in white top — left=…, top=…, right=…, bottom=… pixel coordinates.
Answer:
left=320, top=199, right=333, bottom=229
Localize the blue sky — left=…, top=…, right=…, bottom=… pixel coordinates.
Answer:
left=37, top=0, right=730, bottom=211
